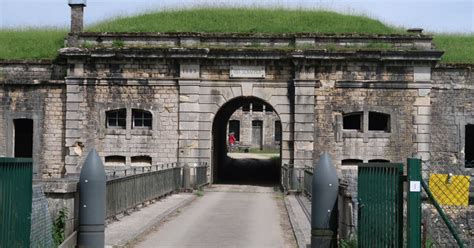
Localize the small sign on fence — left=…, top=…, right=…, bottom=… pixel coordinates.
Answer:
left=429, top=174, right=470, bottom=206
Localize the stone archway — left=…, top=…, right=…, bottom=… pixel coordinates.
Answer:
left=177, top=64, right=316, bottom=183
left=211, top=96, right=282, bottom=183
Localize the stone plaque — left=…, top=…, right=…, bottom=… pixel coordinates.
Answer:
left=180, top=64, right=200, bottom=78
left=230, top=66, right=265, bottom=78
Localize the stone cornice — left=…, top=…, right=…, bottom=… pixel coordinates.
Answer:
left=59, top=47, right=443, bottom=62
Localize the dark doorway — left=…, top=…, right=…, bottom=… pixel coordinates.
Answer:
left=14, top=119, right=33, bottom=158
left=252, top=120, right=263, bottom=150
left=228, top=120, right=240, bottom=141
left=212, top=97, right=281, bottom=185
left=465, top=124, right=474, bottom=167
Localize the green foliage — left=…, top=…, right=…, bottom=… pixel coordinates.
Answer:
left=433, top=34, right=474, bottom=64
left=339, top=234, right=358, bottom=248
left=87, top=8, right=400, bottom=34
left=0, top=28, right=66, bottom=59
left=194, top=190, right=204, bottom=197
left=52, top=207, right=69, bottom=247
left=112, top=39, right=124, bottom=48
left=0, top=8, right=472, bottom=63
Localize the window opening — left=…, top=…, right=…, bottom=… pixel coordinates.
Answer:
left=252, top=120, right=263, bottom=149
left=368, top=112, right=390, bottom=132
left=274, top=120, right=282, bottom=143
left=106, top=109, right=126, bottom=128
left=465, top=124, right=474, bottom=167
left=132, top=109, right=152, bottom=128
left=105, top=156, right=126, bottom=166
left=14, top=119, right=33, bottom=158
left=242, top=104, right=250, bottom=112
left=131, top=156, right=152, bottom=166
left=265, top=105, right=274, bottom=113
left=228, top=120, right=240, bottom=141
left=343, top=112, right=362, bottom=130
left=341, top=159, right=363, bottom=166
left=368, top=159, right=390, bottom=163
left=252, top=103, right=263, bottom=112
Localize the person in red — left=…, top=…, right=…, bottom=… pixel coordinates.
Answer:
left=228, top=132, right=236, bottom=152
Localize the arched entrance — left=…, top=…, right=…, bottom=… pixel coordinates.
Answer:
left=212, top=96, right=282, bottom=184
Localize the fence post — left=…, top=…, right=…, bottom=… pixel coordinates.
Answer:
left=407, top=158, right=422, bottom=248
left=183, top=163, right=191, bottom=191
left=291, top=165, right=299, bottom=191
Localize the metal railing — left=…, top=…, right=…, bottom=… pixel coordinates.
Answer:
left=281, top=164, right=290, bottom=191
left=0, top=158, right=33, bottom=247
left=105, top=162, right=209, bottom=219
left=193, top=163, right=208, bottom=188
left=303, top=166, right=313, bottom=198
left=105, top=163, right=179, bottom=180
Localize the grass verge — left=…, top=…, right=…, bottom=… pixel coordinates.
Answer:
left=433, top=34, right=474, bottom=64
left=0, top=29, right=66, bottom=59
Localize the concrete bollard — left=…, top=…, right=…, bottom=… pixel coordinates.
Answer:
left=78, top=149, right=106, bottom=248
left=311, top=152, right=339, bottom=248
left=182, top=163, right=191, bottom=191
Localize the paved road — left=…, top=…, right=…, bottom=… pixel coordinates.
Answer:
left=133, top=185, right=296, bottom=248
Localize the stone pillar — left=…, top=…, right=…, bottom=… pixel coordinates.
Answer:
left=412, top=66, right=432, bottom=162
left=69, top=0, right=86, bottom=33
left=64, top=60, right=86, bottom=175
left=178, top=64, right=206, bottom=165
left=68, top=0, right=86, bottom=46
left=293, top=65, right=317, bottom=168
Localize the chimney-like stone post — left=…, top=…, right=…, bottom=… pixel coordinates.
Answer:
left=69, top=0, right=86, bottom=33
left=67, top=0, right=86, bottom=47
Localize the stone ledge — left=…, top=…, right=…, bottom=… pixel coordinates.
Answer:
left=34, top=179, right=78, bottom=193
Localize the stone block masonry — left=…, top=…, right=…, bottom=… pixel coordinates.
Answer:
left=1, top=33, right=471, bottom=180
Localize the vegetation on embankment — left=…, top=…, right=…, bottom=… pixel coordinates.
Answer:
left=433, top=34, right=474, bottom=64
left=87, top=8, right=400, bottom=34
left=0, top=8, right=472, bottom=64
left=0, top=29, right=66, bottom=59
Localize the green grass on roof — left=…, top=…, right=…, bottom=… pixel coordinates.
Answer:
left=0, top=29, right=66, bottom=59
left=0, top=8, right=472, bottom=64
left=433, top=34, right=474, bottom=64
left=87, top=8, right=401, bottom=34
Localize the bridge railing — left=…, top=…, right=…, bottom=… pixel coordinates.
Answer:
left=192, top=163, right=209, bottom=188
left=281, top=164, right=290, bottom=191
left=105, top=162, right=209, bottom=219
left=303, top=166, right=313, bottom=198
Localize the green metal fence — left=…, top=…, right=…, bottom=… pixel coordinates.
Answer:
left=0, top=157, right=33, bottom=248
left=358, top=163, right=404, bottom=247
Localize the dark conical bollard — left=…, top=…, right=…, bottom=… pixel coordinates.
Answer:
left=311, top=152, right=339, bottom=248
left=78, top=149, right=106, bottom=248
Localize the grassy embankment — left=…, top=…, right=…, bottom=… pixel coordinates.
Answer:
left=0, top=29, right=66, bottom=59
left=0, top=8, right=472, bottom=63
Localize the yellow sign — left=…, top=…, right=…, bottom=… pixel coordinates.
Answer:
left=429, top=174, right=470, bottom=206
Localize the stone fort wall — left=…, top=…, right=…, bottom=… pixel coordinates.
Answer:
left=0, top=33, right=472, bottom=179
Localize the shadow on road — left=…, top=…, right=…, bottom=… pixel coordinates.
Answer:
left=217, top=155, right=280, bottom=186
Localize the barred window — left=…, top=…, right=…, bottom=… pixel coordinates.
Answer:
left=106, top=109, right=126, bottom=128
left=132, top=109, right=152, bottom=128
